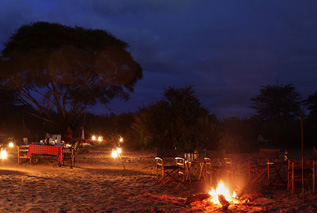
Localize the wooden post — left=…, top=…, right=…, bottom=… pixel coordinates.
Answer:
left=300, top=112, right=304, bottom=199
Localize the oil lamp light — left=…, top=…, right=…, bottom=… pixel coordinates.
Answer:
left=0, top=148, right=7, bottom=159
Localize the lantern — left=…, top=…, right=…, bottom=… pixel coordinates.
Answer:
left=111, top=149, right=118, bottom=158
left=0, top=148, right=7, bottom=159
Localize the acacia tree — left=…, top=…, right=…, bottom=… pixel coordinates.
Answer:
left=250, top=83, right=302, bottom=147
left=250, top=83, right=302, bottom=121
left=0, top=22, right=142, bottom=128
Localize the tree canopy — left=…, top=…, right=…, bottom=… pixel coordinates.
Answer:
left=132, top=86, right=219, bottom=151
left=304, top=91, right=317, bottom=116
left=0, top=21, right=142, bottom=127
left=250, top=83, right=302, bottom=121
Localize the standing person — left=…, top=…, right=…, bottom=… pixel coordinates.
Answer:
left=64, top=126, right=73, bottom=144
left=45, top=133, right=50, bottom=145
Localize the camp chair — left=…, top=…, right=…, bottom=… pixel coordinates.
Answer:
left=155, top=148, right=182, bottom=185
left=63, top=140, right=80, bottom=168
left=247, top=148, right=280, bottom=185
left=286, top=148, right=317, bottom=193
left=18, top=145, right=30, bottom=165
left=204, top=149, right=233, bottom=186
left=175, top=157, right=186, bottom=183
left=287, top=158, right=315, bottom=194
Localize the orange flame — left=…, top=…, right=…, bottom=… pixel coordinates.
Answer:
left=208, top=181, right=238, bottom=205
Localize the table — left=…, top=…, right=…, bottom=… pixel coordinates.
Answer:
left=185, top=160, right=207, bottom=183
left=26, top=144, right=64, bottom=165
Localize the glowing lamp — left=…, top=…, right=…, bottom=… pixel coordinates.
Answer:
left=119, top=137, right=123, bottom=142
left=8, top=142, right=14, bottom=148
left=0, top=149, right=7, bottom=159
left=98, top=136, right=103, bottom=142
left=92, top=135, right=96, bottom=140
left=111, top=149, right=118, bottom=158
left=117, top=147, right=122, bottom=154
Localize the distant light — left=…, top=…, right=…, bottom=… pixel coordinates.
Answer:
left=98, top=136, right=103, bottom=142
left=117, top=147, right=122, bottom=154
left=112, top=149, right=118, bottom=158
left=92, top=135, right=96, bottom=140
left=8, top=142, right=14, bottom=148
left=119, top=137, right=123, bottom=142
left=0, top=149, right=7, bottom=159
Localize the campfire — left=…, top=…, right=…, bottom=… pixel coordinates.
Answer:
left=186, top=180, right=243, bottom=210
left=207, top=181, right=239, bottom=209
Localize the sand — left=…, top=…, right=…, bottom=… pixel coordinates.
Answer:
left=0, top=147, right=316, bottom=212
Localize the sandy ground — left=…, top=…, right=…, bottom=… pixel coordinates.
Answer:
left=0, top=147, right=317, bottom=212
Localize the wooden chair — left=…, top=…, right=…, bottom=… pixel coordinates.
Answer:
left=204, top=149, right=233, bottom=186
left=247, top=148, right=280, bottom=185
left=155, top=148, right=182, bottom=185
left=175, top=157, right=186, bottom=183
left=63, top=140, right=80, bottom=168
left=18, top=145, right=30, bottom=165
left=287, top=159, right=315, bottom=194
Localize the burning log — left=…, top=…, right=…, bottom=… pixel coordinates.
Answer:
left=218, top=194, right=230, bottom=210
left=184, top=193, right=211, bottom=205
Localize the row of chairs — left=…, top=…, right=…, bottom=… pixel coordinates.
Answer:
left=156, top=147, right=317, bottom=195
left=155, top=148, right=233, bottom=186
left=248, top=148, right=317, bottom=194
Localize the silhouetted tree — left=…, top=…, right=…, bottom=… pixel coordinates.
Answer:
left=303, top=91, right=317, bottom=146
left=250, top=84, right=303, bottom=148
left=132, top=86, right=220, bottom=151
left=0, top=21, right=142, bottom=129
left=250, top=83, right=302, bottom=121
left=219, top=117, right=260, bottom=153
left=304, top=91, right=317, bottom=116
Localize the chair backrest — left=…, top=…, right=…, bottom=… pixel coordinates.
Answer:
left=259, top=148, right=279, bottom=159
left=156, top=148, right=178, bottom=158
left=73, top=140, right=81, bottom=150
left=204, top=149, right=226, bottom=159
left=312, top=147, right=317, bottom=160
left=22, top=138, right=29, bottom=145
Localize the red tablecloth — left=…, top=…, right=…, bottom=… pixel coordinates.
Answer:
left=27, top=144, right=63, bottom=164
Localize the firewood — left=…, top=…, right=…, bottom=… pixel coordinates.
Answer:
left=184, top=193, right=211, bottom=205
left=218, top=194, right=230, bottom=210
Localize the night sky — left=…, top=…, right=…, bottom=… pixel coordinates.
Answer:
left=1, top=0, right=317, bottom=119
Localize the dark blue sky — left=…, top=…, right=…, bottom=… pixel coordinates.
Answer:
left=1, top=0, right=317, bottom=118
